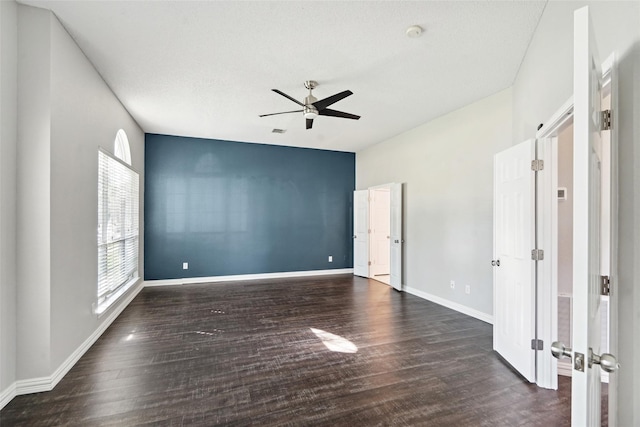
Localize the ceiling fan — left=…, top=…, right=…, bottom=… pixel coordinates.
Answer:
left=260, top=80, right=360, bottom=129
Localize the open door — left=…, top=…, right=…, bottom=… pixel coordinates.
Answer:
left=569, top=6, right=618, bottom=426
left=493, top=139, right=536, bottom=383
left=389, top=183, right=402, bottom=291
left=353, top=190, right=369, bottom=278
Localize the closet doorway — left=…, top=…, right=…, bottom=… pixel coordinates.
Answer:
left=353, top=183, right=403, bottom=291
left=493, top=47, right=617, bottom=424
left=369, top=187, right=391, bottom=285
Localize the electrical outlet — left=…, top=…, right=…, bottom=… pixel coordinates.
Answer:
left=182, top=262, right=189, bottom=270
left=450, top=280, right=455, bottom=289
left=328, top=256, right=333, bottom=262
left=465, top=285, right=471, bottom=294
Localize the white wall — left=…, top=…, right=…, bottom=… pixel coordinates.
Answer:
left=512, top=1, right=640, bottom=424
left=1, top=3, right=145, bottom=404
left=356, top=89, right=512, bottom=319
left=513, top=1, right=639, bottom=143
left=0, top=0, right=18, bottom=401
left=48, top=11, right=144, bottom=371
left=16, top=4, right=52, bottom=380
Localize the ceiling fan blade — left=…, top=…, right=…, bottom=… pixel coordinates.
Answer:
left=306, top=118, right=314, bottom=129
left=259, top=109, right=303, bottom=117
left=318, top=108, right=360, bottom=120
left=272, top=89, right=305, bottom=107
left=312, top=90, right=353, bottom=110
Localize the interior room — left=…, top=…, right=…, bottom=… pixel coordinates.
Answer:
left=0, top=1, right=638, bottom=425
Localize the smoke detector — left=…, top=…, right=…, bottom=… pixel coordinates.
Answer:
left=406, top=25, right=423, bottom=38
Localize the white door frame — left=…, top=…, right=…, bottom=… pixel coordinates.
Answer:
left=389, top=183, right=403, bottom=291
left=535, top=54, right=616, bottom=407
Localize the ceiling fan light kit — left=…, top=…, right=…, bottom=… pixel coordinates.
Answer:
left=303, top=107, right=318, bottom=120
left=260, top=80, right=360, bottom=130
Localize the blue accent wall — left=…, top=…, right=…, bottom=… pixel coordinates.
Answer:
left=144, top=134, right=355, bottom=280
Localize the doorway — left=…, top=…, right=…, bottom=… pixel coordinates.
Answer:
left=353, top=183, right=403, bottom=291
left=556, top=122, right=575, bottom=379
left=548, top=96, right=612, bottom=425
left=494, top=8, right=617, bottom=423
left=493, top=58, right=615, bottom=393
left=369, top=187, right=391, bottom=285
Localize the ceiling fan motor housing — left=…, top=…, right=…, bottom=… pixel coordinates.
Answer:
left=304, top=87, right=318, bottom=118
left=304, top=80, right=318, bottom=90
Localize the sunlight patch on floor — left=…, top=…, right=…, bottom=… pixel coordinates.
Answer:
left=310, top=328, right=358, bottom=353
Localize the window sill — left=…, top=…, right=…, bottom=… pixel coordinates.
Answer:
left=94, top=277, right=140, bottom=318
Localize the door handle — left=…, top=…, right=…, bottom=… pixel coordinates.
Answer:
left=551, top=341, right=572, bottom=360
left=552, top=341, right=588, bottom=372
left=353, top=235, right=357, bottom=239
left=589, top=348, right=620, bottom=373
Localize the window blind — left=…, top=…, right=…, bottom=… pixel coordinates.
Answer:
left=98, top=150, right=139, bottom=306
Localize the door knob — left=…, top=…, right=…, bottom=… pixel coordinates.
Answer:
left=589, top=348, right=620, bottom=373
left=496, top=259, right=500, bottom=266
left=552, top=341, right=585, bottom=372
left=551, top=341, right=572, bottom=360
left=353, top=235, right=357, bottom=239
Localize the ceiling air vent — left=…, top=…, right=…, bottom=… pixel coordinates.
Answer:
left=272, top=128, right=286, bottom=134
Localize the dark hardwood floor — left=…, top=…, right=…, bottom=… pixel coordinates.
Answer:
left=2, top=275, right=581, bottom=426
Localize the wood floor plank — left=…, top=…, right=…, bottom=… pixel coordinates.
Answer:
left=1, top=275, right=582, bottom=426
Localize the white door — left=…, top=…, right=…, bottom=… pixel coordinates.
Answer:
left=493, top=139, right=536, bottom=383
left=353, top=190, right=369, bottom=278
left=389, top=183, right=402, bottom=291
left=571, top=6, right=608, bottom=426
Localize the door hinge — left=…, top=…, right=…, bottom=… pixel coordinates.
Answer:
left=368, top=229, right=371, bottom=234
left=531, top=339, right=544, bottom=351
left=531, top=249, right=544, bottom=261
left=600, top=275, right=610, bottom=296
left=601, top=109, right=612, bottom=131
left=531, top=159, right=544, bottom=171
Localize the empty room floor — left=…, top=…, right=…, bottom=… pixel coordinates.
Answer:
left=1, top=275, right=578, bottom=426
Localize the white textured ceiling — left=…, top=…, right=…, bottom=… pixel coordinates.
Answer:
left=19, top=1, right=546, bottom=152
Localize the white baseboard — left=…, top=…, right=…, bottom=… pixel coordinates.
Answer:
left=404, top=286, right=493, bottom=324
left=144, top=268, right=355, bottom=287
left=11, top=281, right=144, bottom=398
left=0, top=382, right=16, bottom=411
left=558, top=361, right=572, bottom=377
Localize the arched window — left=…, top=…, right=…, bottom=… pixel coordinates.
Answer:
left=114, top=129, right=131, bottom=165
